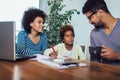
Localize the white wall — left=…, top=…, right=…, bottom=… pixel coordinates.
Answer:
left=63, top=0, right=91, bottom=45
left=0, top=0, right=39, bottom=36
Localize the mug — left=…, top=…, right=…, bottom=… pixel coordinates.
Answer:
left=89, top=46, right=102, bottom=62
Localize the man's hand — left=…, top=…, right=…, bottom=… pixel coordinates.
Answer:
left=101, top=45, right=120, bottom=60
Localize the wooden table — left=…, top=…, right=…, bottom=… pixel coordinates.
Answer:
left=0, top=60, right=120, bottom=80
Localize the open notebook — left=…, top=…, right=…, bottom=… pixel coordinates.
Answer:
left=0, top=21, right=36, bottom=61
left=35, top=54, right=87, bottom=69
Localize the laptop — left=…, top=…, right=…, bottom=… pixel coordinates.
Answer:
left=0, top=21, right=36, bottom=61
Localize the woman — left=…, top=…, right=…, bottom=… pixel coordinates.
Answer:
left=17, top=8, right=48, bottom=55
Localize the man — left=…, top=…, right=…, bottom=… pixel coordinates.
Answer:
left=82, top=0, right=120, bottom=65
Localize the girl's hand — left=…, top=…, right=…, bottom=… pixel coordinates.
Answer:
left=49, top=51, right=58, bottom=59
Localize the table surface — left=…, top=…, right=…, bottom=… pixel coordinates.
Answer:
left=0, top=60, right=120, bottom=80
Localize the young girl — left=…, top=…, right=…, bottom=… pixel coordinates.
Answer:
left=44, top=24, right=86, bottom=60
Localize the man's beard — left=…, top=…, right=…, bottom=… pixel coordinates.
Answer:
left=92, top=21, right=104, bottom=29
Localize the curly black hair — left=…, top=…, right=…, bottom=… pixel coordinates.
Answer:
left=82, top=0, right=110, bottom=14
left=59, top=24, right=75, bottom=40
left=22, top=7, right=47, bottom=34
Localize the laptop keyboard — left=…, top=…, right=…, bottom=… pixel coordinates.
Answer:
left=16, top=54, right=36, bottom=60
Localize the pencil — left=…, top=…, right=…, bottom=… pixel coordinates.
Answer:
left=51, top=45, right=57, bottom=55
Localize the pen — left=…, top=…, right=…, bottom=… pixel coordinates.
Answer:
left=51, top=45, right=57, bottom=55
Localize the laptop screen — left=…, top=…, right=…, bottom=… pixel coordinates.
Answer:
left=0, top=21, right=16, bottom=61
